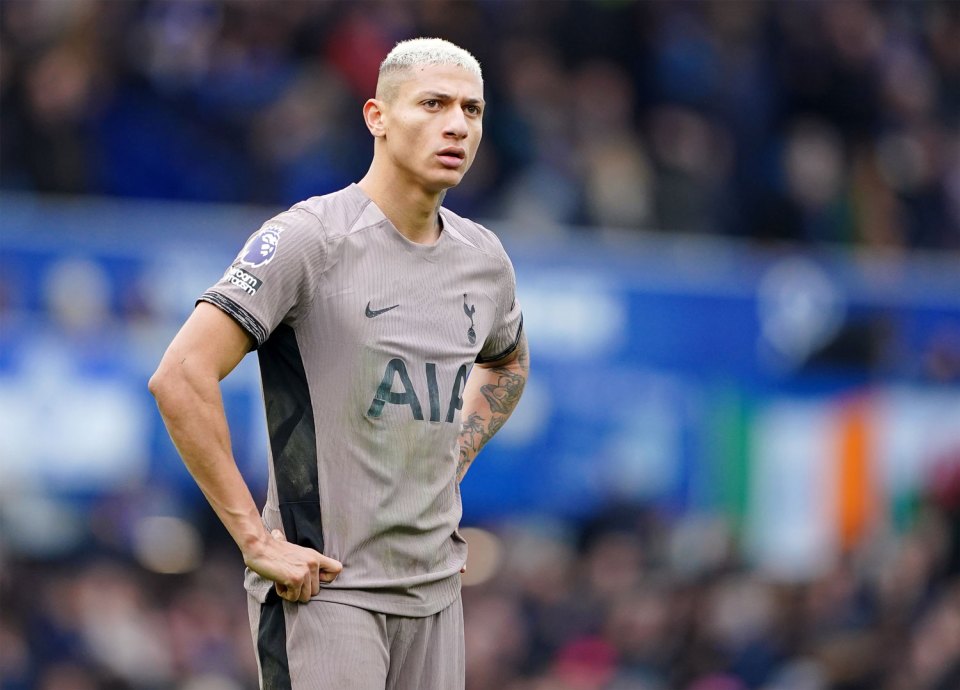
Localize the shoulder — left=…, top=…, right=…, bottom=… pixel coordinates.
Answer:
left=291, top=184, right=380, bottom=242
left=241, top=189, right=365, bottom=270
left=439, top=207, right=512, bottom=266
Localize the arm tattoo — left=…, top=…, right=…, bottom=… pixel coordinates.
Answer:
left=457, top=413, right=485, bottom=481
left=456, top=338, right=529, bottom=483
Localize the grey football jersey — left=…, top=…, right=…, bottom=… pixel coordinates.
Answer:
left=200, top=184, right=523, bottom=617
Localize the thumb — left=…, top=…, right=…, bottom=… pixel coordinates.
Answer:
left=271, top=529, right=286, bottom=542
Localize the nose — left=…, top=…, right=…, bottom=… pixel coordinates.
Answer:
left=443, top=108, right=468, bottom=140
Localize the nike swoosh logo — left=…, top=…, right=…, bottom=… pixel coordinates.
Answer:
left=365, top=302, right=399, bottom=318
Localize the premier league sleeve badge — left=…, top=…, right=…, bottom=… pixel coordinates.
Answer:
left=238, top=226, right=284, bottom=268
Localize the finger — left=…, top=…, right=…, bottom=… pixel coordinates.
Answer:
left=277, top=575, right=302, bottom=602
left=298, top=579, right=311, bottom=603
left=286, top=580, right=303, bottom=603
left=319, top=557, right=343, bottom=583
left=309, top=561, right=321, bottom=597
left=460, top=566, right=467, bottom=574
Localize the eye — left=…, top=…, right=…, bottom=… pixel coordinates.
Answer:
left=423, top=99, right=441, bottom=110
left=465, top=104, right=482, bottom=117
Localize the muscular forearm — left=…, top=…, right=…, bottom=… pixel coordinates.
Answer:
left=456, top=333, right=529, bottom=483
left=150, top=365, right=268, bottom=554
left=150, top=304, right=341, bottom=602
left=151, top=359, right=342, bottom=600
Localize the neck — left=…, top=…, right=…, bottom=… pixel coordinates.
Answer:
left=358, top=163, right=445, bottom=245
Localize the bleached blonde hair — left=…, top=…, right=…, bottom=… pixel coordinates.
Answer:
left=376, top=38, right=482, bottom=100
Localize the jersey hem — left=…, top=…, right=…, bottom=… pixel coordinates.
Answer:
left=312, top=573, right=461, bottom=618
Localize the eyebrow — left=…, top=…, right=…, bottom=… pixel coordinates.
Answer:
left=416, top=91, right=486, bottom=107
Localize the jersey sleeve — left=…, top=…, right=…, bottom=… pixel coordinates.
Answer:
left=197, top=208, right=325, bottom=349
left=476, top=250, right=524, bottom=364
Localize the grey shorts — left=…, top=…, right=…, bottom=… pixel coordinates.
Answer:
left=248, top=591, right=465, bottom=690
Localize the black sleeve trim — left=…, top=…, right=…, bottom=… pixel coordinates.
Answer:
left=475, top=314, right=524, bottom=364
left=197, top=292, right=269, bottom=349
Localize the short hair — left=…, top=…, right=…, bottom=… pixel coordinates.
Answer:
left=376, top=38, right=482, bottom=100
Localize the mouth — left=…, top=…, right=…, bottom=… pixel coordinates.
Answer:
left=436, top=148, right=466, bottom=169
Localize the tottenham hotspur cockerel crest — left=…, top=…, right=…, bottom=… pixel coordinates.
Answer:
left=463, top=294, right=476, bottom=345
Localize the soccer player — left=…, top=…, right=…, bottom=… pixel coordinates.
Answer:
left=148, top=38, right=528, bottom=690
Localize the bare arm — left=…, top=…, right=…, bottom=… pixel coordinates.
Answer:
left=457, top=331, right=530, bottom=483
left=148, top=303, right=341, bottom=602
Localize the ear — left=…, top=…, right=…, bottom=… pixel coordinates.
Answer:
left=363, top=99, right=387, bottom=138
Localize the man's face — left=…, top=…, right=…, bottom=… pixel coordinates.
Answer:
left=378, top=64, right=484, bottom=193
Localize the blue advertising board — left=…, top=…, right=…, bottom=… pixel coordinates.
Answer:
left=2, top=195, right=958, bottom=534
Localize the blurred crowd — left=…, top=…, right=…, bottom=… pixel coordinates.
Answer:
left=3, top=479, right=959, bottom=690
left=2, top=0, right=959, bottom=248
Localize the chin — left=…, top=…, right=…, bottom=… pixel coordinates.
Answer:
left=426, top=172, right=465, bottom=193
